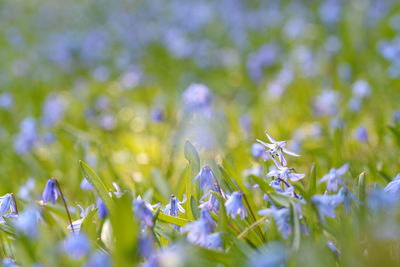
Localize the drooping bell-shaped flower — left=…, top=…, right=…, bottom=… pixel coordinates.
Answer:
left=164, top=195, right=186, bottom=217
left=258, top=207, right=291, bottom=238
left=41, top=178, right=59, bottom=204
left=224, top=192, right=247, bottom=220
left=193, top=166, right=215, bottom=191
left=133, top=196, right=154, bottom=227
left=96, top=198, right=108, bottom=219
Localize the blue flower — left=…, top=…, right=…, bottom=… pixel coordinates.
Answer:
left=312, top=194, right=343, bottom=222
left=251, top=143, right=268, bottom=160
left=85, top=251, right=111, bottom=267
left=63, top=232, right=91, bottom=260
left=312, top=90, right=340, bottom=117
left=393, top=110, right=400, bottom=124
left=354, top=126, right=369, bottom=143
left=257, top=132, right=300, bottom=166
left=41, top=94, right=66, bottom=127
left=0, top=194, right=13, bottom=216
left=183, top=207, right=216, bottom=247
left=267, top=165, right=305, bottom=182
left=199, top=185, right=221, bottom=213
left=134, top=196, right=154, bottom=227
left=96, top=198, right=108, bottom=219
left=14, top=207, right=40, bottom=238
left=193, top=166, right=215, bottom=191
left=182, top=83, right=213, bottom=112
left=80, top=178, right=94, bottom=191
left=164, top=195, right=186, bottom=217
left=41, top=178, right=59, bottom=204
left=224, top=192, right=247, bottom=220
left=206, top=232, right=223, bottom=250
left=0, top=93, right=13, bottom=110
left=2, top=258, right=19, bottom=267
left=248, top=242, right=287, bottom=267
left=151, top=107, right=164, bottom=122
left=384, top=174, right=400, bottom=194
left=258, top=207, right=291, bottom=238
left=352, top=80, right=371, bottom=99
left=319, top=164, right=349, bottom=192
left=327, top=241, right=340, bottom=256
left=14, top=117, right=37, bottom=155
left=183, top=219, right=211, bottom=246
left=139, top=230, right=154, bottom=259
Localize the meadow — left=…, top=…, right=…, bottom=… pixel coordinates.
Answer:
left=1, top=0, right=400, bottom=266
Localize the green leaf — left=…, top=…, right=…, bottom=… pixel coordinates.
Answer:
left=190, top=196, right=200, bottom=220
left=80, top=208, right=97, bottom=240
left=152, top=169, right=171, bottom=199
left=79, top=160, right=114, bottom=210
left=289, top=201, right=301, bottom=250
left=357, top=172, right=366, bottom=223
left=184, top=141, right=200, bottom=172
left=308, top=163, right=317, bottom=198
left=184, top=141, right=200, bottom=219
left=157, top=213, right=190, bottom=227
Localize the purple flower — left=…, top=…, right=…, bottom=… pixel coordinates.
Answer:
left=15, top=207, right=40, bottom=238
left=206, top=232, right=223, bottom=250
left=151, top=108, right=164, bottom=122
left=41, top=94, right=66, bottom=127
left=183, top=219, right=211, bottom=246
left=251, top=143, right=268, bottom=160
left=319, top=164, right=349, bottom=192
left=0, top=93, right=13, bottom=110
left=0, top=194, right=17, bottom=216
left=352, top=80, right=371, bottom=98
left=258, top=207, right=290, bottom=238
left=312, top=194, right=343, bottom=222
left=267, top=165, right=305, bottom=182
left=182, top=83, right=213, bottom=112
left=224, top=192, right=247, bottom=220
left=393, top=110, right=400, bottom=124
left=14, top=117, right=37, bottom=155
left=134, top=196, right=154, bottom=227
left=139, top=230, right=154, bottom=259
left=354, top=126, right=369, bottom=143
left=384, top=174, right=400, bottom=194
left=80, top=178, right=94, bottom=191
left=41, top=179, right=59, bottom=204
left=96, top=198, right=108, bottom=219
left=193, top=166, right=215, bottom=191
left=199, top=185, right=221, bottom=213
left=63, top=232, right=91, bottom=260
left=313, top=90, right=339, bottom=116
left=257, top=132, right=300, bottom=166
left=327, top=241, right=340, bottom=256
left=248, top=242, right=287, bottom=267
left=164, top=195, right=186, bottom=217
left=85, top=251, right=111, bottom=267
left=247, top=44, right=278, bottom=82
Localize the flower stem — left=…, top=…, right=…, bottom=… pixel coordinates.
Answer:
left=54, top=179, right=75, bottom=233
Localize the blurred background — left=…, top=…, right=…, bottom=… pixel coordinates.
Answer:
left=1, top=1, right=400, bottom=264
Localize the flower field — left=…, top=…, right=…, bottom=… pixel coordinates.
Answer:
left=1, top=0, right=400, bottom=266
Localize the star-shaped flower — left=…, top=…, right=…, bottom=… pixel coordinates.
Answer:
left=257, top=132, right=300, bottom=166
